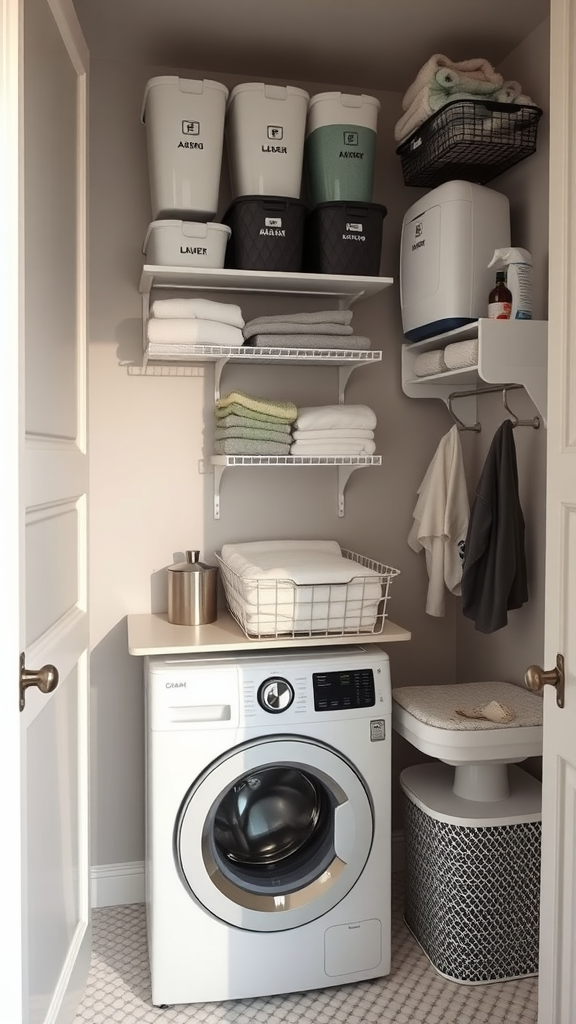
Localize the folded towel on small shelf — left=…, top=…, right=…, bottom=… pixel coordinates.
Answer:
left=214, top=425, right=294, bottom=444
left=216, top=413, right=292, bottom=434
left=146, top=318, right=244, bottom=347
left=443, top=338, right=479, bottom=370
left=247, top=333, right=371, bottom=351
left=296, top=405, right=377, bottom=431
left=413, top=349, right=447, bottom=377
left=150, top=298, right=244, bottom=327
left=244, top=310, right=353, bottom=329
left=290, top=439, right=376, bottom=455
left=292, top=427, right=374, bottom=440
left=216, top=390, right=298, bottom=422
left=243, top=321, right=353, bottom=340
left=214, top=438, right=292, bottom=455
left=214, top=402, right=294, bottom=425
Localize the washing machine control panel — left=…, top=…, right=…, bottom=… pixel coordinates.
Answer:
left=312, top=668, right=376, bottom=712
left=257, top=676, right=295, bottom=714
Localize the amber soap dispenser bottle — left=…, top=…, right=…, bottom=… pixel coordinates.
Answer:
left=488, top=270, right=512, bottom=319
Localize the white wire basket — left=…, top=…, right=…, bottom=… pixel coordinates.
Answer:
left=215, top=548, right=400, bottom=640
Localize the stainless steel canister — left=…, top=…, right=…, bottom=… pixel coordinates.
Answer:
left=167, top=550, right=218, bottom=625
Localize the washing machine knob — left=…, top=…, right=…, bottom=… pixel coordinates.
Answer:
left=258, top=676, right=294, bottom=713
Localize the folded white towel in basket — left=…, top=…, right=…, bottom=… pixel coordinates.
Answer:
left=443, top=338, right=479, bottom=370
left=146, top=318, right=245, bottom=347
left=219, top=540, right=383, bottom=633
left=296, top=405, right=377, bottom=430
left=150, top=298, right=244, bottom=327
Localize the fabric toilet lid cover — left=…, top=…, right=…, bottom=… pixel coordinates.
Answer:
left=392, top=681, right=543, bottom=731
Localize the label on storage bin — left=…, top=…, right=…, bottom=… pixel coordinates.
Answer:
left=346, top=222, right=363, bottom=232
left=178, top=120, right=204, bottom=149
left=260, top=216, right=285, bottom=237
left=262, top=125, right=288, bottom=153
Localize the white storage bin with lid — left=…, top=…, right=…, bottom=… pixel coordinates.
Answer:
left=305, top=92, right=380, bottom=208
left=141, top=77, right=229, bottom=221
left=226, top=83, right=310, bottom=200
left=142, top=220, right=232, bottom=269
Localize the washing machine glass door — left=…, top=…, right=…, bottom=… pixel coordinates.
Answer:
left=176, top=736, right=374, bottom=932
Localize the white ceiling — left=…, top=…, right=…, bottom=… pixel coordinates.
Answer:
left=72, top=0, right=550, bottom=92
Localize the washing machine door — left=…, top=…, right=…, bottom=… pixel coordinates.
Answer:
left=176, top=736, right=374, bottom=932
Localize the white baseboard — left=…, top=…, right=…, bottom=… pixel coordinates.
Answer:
left=91, top=861, right=145, bottom=909
left=92, top=833, right=404, bottom=910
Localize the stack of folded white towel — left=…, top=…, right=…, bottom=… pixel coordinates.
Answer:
left=146, top=298, right=245, bottom=358
left=395, top=54, right=537, bottom=144
left=413, top=339, right=479, bottom=377
left=242, top=310, right=371, bottom=351
left=290, top=405, right=377, bottom=455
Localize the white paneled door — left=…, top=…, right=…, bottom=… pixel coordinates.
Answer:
left=536, top=1, right=576, bottom=1022
left=0, top=1, right=90, bottom=1023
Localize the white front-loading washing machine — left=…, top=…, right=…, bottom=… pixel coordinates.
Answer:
left=144, top=645, right=392, bottom=1006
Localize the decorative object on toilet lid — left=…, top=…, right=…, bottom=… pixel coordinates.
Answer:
left=455, top=699, right=515, bottom=724
left=392, top=680, right=542, bottom=731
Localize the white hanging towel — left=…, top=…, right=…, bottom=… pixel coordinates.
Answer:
left=407, top=424, right=470, bottom=616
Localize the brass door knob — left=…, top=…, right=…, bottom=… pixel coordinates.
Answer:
left=525, top=653, right=565, bottom=708
left=19, top=652, right=59, bottom=711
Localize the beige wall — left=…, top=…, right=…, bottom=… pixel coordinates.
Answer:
left=88, top=22, right=550, bottom=867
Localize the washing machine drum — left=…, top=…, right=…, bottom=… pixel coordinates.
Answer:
left=214, top=766, right=325, bottom=866
left=176, top=737, right=374, bottom=933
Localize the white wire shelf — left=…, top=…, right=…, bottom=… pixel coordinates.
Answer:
left=208, top=455, right=382, bottom=519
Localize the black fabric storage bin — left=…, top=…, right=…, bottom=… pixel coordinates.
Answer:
left=222, top=196, right=307, bottom=272
left=396, top=99, right=543, bottom=188
left=303, top=201, right=386, bottom=276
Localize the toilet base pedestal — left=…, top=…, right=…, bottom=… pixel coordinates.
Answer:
left=400, top=762, right=542, bottom=985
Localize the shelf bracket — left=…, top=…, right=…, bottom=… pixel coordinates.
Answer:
left=214, top=357, right=231, bottom=403
left=338, top=365, right=356, bottom=404
left=338, top=465, right=358, bottom=517
left=213, top=463, right=225, bottom=519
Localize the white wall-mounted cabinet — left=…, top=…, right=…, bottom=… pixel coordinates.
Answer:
left=401, top=318, right=548, bottom=425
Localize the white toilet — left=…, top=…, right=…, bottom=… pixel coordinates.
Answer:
left=392, top=681, right=543, bottom=985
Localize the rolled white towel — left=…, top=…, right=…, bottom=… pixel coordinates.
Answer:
left=413, top=349, right=447, bottom=377
left=443, top=338, right=479, bottom=370
left=296, top=405, right=377, bottom=431
left=146, top=318, right=244, bottom=347
left=150, top=297, right=244, bottom=327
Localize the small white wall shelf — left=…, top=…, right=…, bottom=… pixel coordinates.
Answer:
left=139, top=264, right=393, bottom=315
left=401, top=319, right=548, bottom=426
left=209, top=454, right=382, bottom=519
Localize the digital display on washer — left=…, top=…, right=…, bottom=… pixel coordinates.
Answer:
left=312, top=669, right=375, bottom=711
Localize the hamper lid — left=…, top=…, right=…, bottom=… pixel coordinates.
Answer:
left=227, top=82, right=310, bottom=107
left=141, top=76, right=229, bottom=123
left=142, top=220, right=231, bottom=255
left=308, top=201, right=387, bottom=216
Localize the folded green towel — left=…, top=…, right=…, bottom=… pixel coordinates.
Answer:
left=215, top=425, right=293, bottom=444
left=216, top=390, right=298, bottom=422
left=214, top=413, right=292, bottom=434
left=214, top=438, right=292, bottom=455
left=215, top=402, right=295, bottom=424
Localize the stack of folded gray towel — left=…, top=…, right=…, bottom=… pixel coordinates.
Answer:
left=290, top=405, right=377, bottom=455
left=242, top=310, right=371, bottom=350
left=214, top=390, right=298, bottom=456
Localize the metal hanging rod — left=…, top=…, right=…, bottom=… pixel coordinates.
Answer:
left=448, top=383, right=541, bottom=433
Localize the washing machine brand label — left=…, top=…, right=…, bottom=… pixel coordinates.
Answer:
left=180, top=246, right=208, bottom=255
left=166, top=681, right=187, bottom=688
